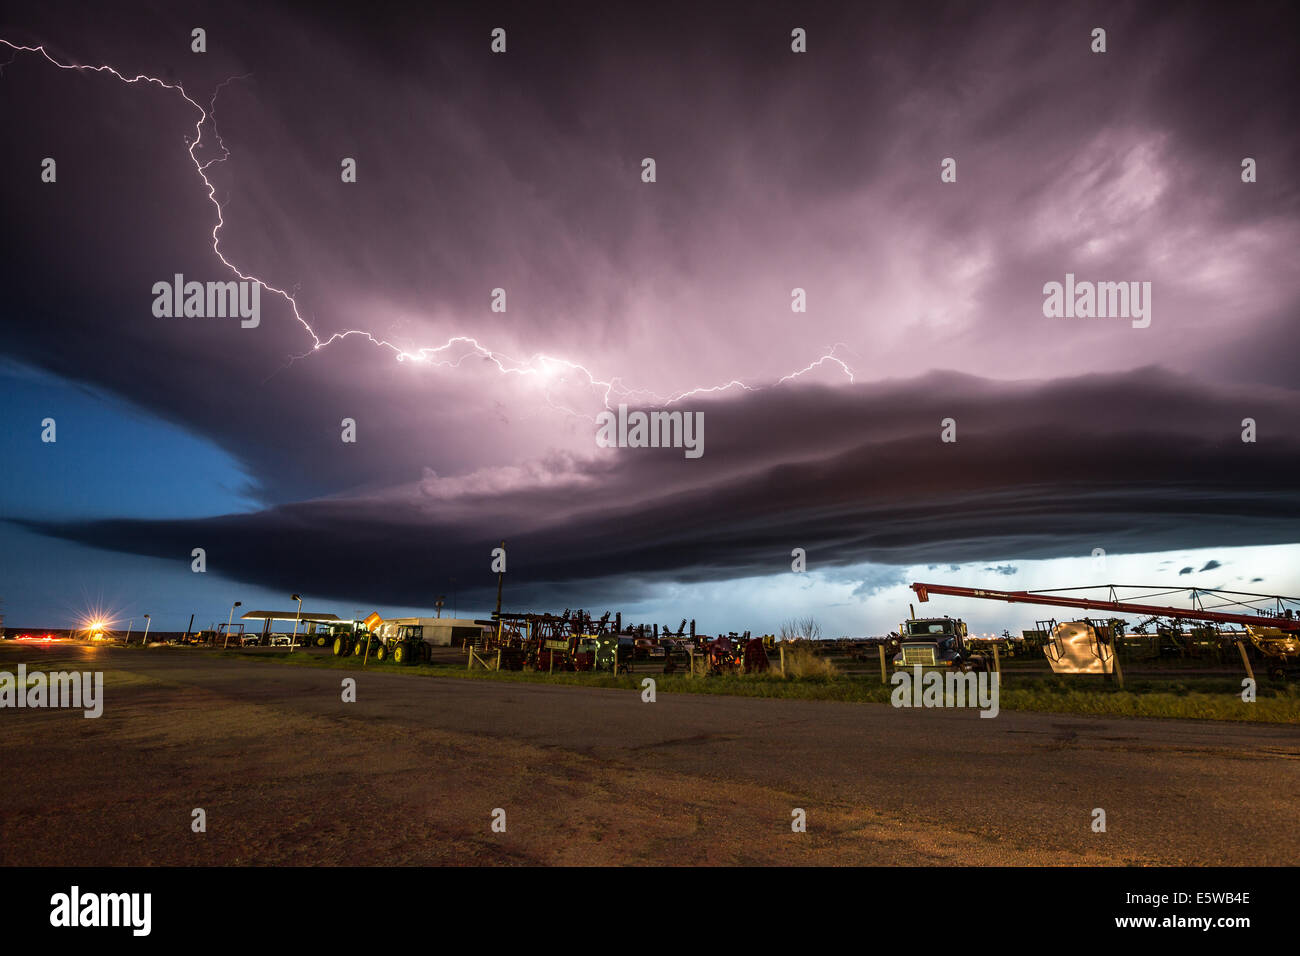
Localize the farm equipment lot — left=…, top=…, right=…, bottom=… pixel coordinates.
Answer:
left=1, top=642, right=1297, bottom=866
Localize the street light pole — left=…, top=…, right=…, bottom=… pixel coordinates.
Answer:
left=290, top=594, right=302, bottom=653
left=224, top=601, right=242, bottom=649
left=142, top=614, right=151, bottom=646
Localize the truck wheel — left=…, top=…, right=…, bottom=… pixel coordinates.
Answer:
left=332, top=637, right=347, bottom=657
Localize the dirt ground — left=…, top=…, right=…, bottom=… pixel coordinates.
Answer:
left=2, top=643, right=1297, bottom=865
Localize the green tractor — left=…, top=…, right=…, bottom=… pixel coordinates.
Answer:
left=361, top=622, right=430, bottom=665
left=327, top=622, right=374, bottom=658
left=386, top=624, right=432, bottom=664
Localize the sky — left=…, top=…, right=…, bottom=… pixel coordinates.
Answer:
left=2, top=0, right=1298, bottom=635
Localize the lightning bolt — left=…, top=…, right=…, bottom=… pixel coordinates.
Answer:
left=2, top=37, right=857, bottom=414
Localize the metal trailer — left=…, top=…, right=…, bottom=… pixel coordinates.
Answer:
left=1039, top=618, right=1117, bottom=675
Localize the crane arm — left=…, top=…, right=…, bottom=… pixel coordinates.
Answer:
left=910, top=583, right=1300, bottom=632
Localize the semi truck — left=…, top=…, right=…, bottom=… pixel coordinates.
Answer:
left=892, top=613, right=990, bottom=672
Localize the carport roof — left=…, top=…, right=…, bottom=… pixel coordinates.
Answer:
left=241, top=611, right=343, bottom=623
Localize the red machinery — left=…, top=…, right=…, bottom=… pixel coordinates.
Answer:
left=490, top=609, right=624, bottom=671
left=706, top=633, right=769, bottom=674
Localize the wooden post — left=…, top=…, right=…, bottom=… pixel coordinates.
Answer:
left=878, top=645, right=888, bottom=685
left=779, top=645, right=786, bottom=678
left=1236, top=640, right=1255, bottom=684
left=688, top=650, right=694, bottom=678
left=992, top=643, right=1001, bottom=678
left=1111, top=644, right=1124, bottom=689
left=495, top=648, right=502, bottom=672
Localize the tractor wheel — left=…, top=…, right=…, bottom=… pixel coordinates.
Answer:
left=393, top=643, right=408, bottom=665
left=1268, top=666, right=1287, bottom=681
left=353, top=639, right=366, bottom=657
left=332, top=637, right=347, bottom=657
left=316, top=635, right=328, bottom=647
left=374, top=644, right=387, bottom=662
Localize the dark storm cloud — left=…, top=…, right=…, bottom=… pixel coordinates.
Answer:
left=3, top=0, right=1298, bottom=511
left=3, top=1, right=1298, bottom=617
left=19, top=368, right=1300, bottom=607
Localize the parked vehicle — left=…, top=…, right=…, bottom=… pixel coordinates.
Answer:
left=891, top=615, right=988, bottom=673
left=634, top=638, right=664, bottom=659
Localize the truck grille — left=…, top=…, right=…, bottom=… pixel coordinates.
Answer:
left=901, top=645, right=937, bottom=666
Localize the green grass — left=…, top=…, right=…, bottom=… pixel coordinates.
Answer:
left=200, top=647, right=1300, bottom=724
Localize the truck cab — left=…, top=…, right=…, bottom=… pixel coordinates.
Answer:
left=892, top=615, right=985, bottom=671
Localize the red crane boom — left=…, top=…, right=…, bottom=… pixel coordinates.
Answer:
left=910, top=583, right=1300, bottom=632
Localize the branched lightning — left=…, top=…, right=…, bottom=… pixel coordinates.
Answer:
left=2, top=38, right=858, bottom=414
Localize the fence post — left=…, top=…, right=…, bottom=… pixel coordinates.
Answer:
left=779, top=645, right=786, bottom=678
left=495, top=648, right=502, bottom=672
left=992, top=643, right=1001, bottom=680
left=878, top=645, right=888, bottom=685
left=1236, top=640, right=1255, bottom=684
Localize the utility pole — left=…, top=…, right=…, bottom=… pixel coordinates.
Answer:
left=494, top=539, right=506, bottom=619
left=290, top=594, right=302, bottom=653
left=223, top=602, right=242, bottom=649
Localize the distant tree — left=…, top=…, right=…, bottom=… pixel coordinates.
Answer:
left=780, top=616, right=822, bottom=641
left=796, top=616, right=823, bottom=641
